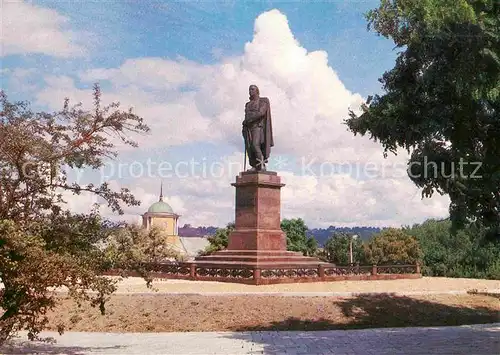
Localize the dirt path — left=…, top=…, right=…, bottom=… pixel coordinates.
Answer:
left=106, top=276, right=500, bottom=294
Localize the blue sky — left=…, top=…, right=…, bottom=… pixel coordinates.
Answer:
left=2, top=1, right=449, bottom=228
left=6, top=0, right=397, bottom=98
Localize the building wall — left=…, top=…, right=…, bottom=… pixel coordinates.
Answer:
left=150, top=216, right=176, bottom=235
left=142, top=214, right=178, bottom=235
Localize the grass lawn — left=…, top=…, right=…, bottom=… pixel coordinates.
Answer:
left=46, top=293, right=500, bottom=332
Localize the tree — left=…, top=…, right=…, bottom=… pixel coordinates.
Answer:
left=281, top=218, right=317, bottom=256
left=345, top=0, right=500, bottom=236
left=404, top=219, right=472, bottom=275
left=200, top=222, right=234, bottom=255
left=104, top=224, right=183, bottom=266
left=322, top=232, right=365, bottom=264
left=0, top=86, right=152, bottom=344
left=364, top=228, right=422, bottom=265
left=305, top=236, right=318, bottom=257
left=405, top=218, right=500, bottom=278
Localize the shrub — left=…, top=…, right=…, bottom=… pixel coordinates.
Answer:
left=364, top=228, right=422, bottom=265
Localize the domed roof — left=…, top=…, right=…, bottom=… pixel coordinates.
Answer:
left=148, top=200, right=174, bottom=214
left=146, top=182, right=174, bottom=214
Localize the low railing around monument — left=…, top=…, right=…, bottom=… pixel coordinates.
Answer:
left=103, top=262, right=421, bottom=284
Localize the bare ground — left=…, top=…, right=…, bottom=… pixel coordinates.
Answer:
left=45, top=293, right=500, bottom=333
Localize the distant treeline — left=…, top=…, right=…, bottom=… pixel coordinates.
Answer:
left=307, top=226, right=381, bottom=245
left=179, top=223, right=381, bottom=245
left=179, top=224, right=218, bottom=237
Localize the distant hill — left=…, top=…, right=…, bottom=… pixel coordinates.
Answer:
left=179, top=223, right=382, bottom=246
left=178, top=224, right=217, bottom=237
left=307, top=226, right=382, bottom=246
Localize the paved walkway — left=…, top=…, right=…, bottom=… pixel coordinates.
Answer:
left=3, top=323, right=499, bottom=354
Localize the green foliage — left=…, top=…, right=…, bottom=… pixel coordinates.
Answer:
left=305, top=236, right=318, bottom=257
left=364, top=228, right=422, bottom=265
left=0, top=87, right=152, bottom=344
left=403, top=219, right=471, bottom=276
left=346, top=0, right=500, bottom=235
left=104, top=224, right=182, bottom=267
left=281, top=218, right=317, bottom=256
left=200, top=222, right=234, bottom=255
left=406, top=219, right=500, bottom=279
left=322, top=232, right=365, bottom=264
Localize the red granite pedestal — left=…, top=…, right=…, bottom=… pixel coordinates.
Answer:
left=192, top=171, right=329, bottom=283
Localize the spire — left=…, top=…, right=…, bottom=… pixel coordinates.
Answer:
left=159, top=181, right=163, bottom=201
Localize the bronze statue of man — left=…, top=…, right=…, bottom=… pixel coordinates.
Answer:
left=242, top=85, right=274, bottom=171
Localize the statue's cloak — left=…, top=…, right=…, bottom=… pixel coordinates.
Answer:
left=261, top=97, right=274, bottom=160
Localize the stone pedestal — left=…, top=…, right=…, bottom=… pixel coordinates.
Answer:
left=193, top=171, right=328, bottom=274
left=227, top=171, right=286, bottom=250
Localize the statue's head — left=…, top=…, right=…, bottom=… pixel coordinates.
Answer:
left=249, top=85, right=259, bottom=99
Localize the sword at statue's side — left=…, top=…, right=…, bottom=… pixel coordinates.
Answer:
left=242, top=123, right=252, bottom=172
left=243, top=141, right=247, bottom=171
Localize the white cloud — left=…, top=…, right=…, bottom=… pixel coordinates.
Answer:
left=36, top=75, right=212, bottom=148
left=279, top=172, right=449, bottom=228
left=1, top=1, right=88, bottom=57
left=81, top=57, right=213, bottom=91
left=31, top=9, right=450, bottom=228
